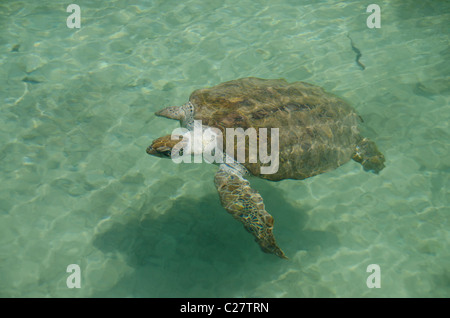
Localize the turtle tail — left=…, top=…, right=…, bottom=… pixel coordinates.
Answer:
left=352, top=137, right=385, bottom=174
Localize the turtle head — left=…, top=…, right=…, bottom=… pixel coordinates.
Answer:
left=146, top=134, right=184, bottom=159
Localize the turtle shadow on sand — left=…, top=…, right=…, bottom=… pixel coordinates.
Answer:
left=91, top=181, right=339, bottom=297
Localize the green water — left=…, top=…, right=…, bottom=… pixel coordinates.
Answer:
left=0, top=0, right=449, bottom=297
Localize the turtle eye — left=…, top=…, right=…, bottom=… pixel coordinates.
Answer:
left=154, top=146, right=172, bottom=158
left=161, top=150, right=172, bottom=157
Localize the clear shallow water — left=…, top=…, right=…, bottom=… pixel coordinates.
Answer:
left=0, top=0, right=449, bottom=297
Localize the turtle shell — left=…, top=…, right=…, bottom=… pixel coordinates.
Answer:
left=190, top=77, right=362, bottom=181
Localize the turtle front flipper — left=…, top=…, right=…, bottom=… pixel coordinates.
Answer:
left=352, top=137, right=385, bottom=174
left=155, top=102, right=195, bottom=128
left=155, top=105, right=185, bottom=120
left=214, top=164, right=287, bottom=259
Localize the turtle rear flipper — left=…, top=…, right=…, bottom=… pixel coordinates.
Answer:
left=214, top=164, right=287, bottom=259
left=352, top=138, right=385, bottom=174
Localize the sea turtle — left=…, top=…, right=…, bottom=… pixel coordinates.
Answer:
left=146, top=77, right=385, bottom=259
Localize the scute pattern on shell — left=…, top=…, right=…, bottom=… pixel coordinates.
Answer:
left=190, top=77, right=362, bottom=181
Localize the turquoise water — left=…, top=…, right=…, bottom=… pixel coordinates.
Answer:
left=0, top=0, right=449, bottom=297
